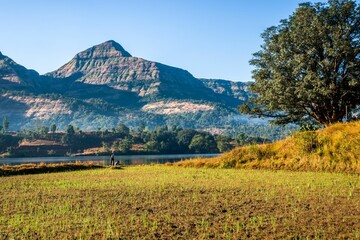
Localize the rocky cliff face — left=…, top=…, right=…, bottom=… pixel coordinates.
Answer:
left=0, top=93, right=72, bottom=120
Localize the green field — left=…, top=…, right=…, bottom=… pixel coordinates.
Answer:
left=1, top=166, right=359, bottom=239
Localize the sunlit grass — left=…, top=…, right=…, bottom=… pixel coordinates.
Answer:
left=175, top=121, right=360, bottom=173
left=0, top=165, right=359, bottom=239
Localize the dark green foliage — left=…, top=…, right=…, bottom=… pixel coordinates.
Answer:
left=61, top=125, right=76, bottom=146
left=50, top=124, right=56, bottom=134
left=66, top=125, right=75, bottom=136
left=144, top=141, right=158, bottom=153
left=37, top=126, right=49, bottom=138
left=146, top=126, right=180, bottom=153
left=215, top=135, right=233, bottom=152
left=243, top=0, right=360, bottom=126
left=0, top=123, right=245, bottom=156
left=235, top=132, right=270, bottom=146
left=299, top=122, right=321, bottom=131
left=176, top=129, right=198, bottom=153
left=0, top=134, right=20, bottom=152
left=116, top=123, right=130, bottom=138
left=236, top=132, right=249, bottom=146
left=73, top=132, right=103, bottom=150
left=136, top=123, right=146, bottom=134
left=189, top=133, right=219, bottom=154
left=119, top=137, right=133, bottom=153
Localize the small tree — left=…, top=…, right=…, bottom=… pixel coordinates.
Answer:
left=50, top=124, right=57, bottom=134
left=62, top=125, right=76, bottom=146
left=119, top=137, right=134, bottom=153
left=215, top=135, right=233, bottom=152
left=37, top=126, right=49, bottom=138
left=236, top=132, right=250, bottom=146
left=189, top=134, right=219, bottom=154
left=66, top=125, right=75, bottom=135
left=176, top=129, right=197, bottom=153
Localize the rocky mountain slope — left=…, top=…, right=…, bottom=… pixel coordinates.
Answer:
left=46, top=41, right=237, bottom=104
left=0, top=40, right=263, bottom=134
left=0, top=51, right=39, bottom=89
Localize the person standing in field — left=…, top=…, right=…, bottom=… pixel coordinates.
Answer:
left=110, top=152, right=115, bottom=166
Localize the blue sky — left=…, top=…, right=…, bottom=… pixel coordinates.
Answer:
left=1, top=0, right=333, bottom=82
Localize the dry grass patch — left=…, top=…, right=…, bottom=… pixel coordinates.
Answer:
left=175, top=121, right=360, bottom=173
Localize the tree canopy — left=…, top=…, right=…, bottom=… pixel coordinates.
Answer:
left=50, top=124, right=57, bottom=134
left=241, top=0, right=360, bottom=126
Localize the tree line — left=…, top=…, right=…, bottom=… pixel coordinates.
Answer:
left=0, top=120, right=270, bottom=157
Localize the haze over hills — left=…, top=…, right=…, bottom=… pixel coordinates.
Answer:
left=0, top=40, right=273, bottom=136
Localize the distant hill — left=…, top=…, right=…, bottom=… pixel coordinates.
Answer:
left=0, top=40, right=284, bottom=137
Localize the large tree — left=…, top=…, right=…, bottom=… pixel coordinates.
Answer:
left=240, top=0, right=360, bottom=126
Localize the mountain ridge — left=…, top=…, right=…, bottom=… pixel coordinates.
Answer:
left=0, top=40, right=263, bottom=135
left=46, top=41, right=226, bottom=103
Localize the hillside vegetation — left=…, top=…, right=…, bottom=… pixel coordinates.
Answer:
left=174, top=121, right=360, bottom=173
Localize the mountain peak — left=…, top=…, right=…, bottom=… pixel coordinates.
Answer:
left=75, top=40, right=132, bottom=59
left=98, top=40, right=132, bottom=56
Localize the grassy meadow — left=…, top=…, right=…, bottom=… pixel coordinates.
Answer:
left=1, top=165, right=359, bottom=239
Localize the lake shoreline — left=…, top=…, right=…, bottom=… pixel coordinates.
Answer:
left=0, top=153, right=220, bottom=166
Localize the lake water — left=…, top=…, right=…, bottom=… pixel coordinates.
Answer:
left=0, top=154, right=219, bottom=166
